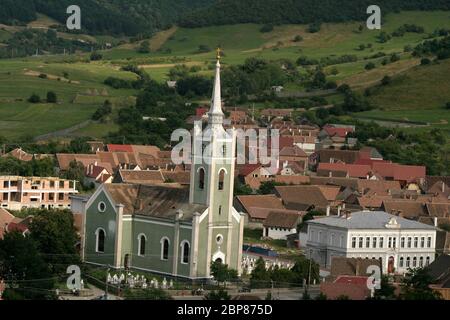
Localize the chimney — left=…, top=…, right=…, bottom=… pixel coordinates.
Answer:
left=434, top=217, right=438, bottom=227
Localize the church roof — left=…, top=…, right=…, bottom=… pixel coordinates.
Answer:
left=104, top=184, right=207, bottom=221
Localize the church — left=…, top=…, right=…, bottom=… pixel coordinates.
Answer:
left=77, top=52, right=245, bottom=279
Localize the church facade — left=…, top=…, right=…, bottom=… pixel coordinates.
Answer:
left=78, top=53, right=244, bottom=279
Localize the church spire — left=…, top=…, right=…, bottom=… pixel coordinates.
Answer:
left=208, top=48, right=224, bottom=127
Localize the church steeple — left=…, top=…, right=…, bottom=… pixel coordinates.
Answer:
left=208, top=48, right=224, bottom=127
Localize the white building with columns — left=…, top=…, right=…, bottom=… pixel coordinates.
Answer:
left=306, top=211, right=436, bottom=274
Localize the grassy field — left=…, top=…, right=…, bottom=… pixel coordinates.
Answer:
left=0, top=10, right=449, bottom=141
left=0, top=58, right=138, bottom=139
left=354, top=59, right=450, bottom=132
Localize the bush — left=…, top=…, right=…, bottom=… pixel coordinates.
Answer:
left=38, top=73, right=47, bottom=79
left=90, top=52, right=103, bottom=61
left=365, top=62, right=376, bottom=70
left=307, top=22, right=321, bottom=33
left=421, top=58, right=431, bottom=65
left=46, top=91, right=57, bottom=103
left=28, top=93, right=41, bottom=103
left=381, top=75, right=392, bottom=86
left=293, top=35, right=303, bottom=42
left=197, top=44, right=211, bottom=53
left=445, top=102, right=450, bottom=110
left=260, top=24, right=274, bottom=33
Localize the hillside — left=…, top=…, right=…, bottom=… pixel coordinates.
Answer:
left=0, top=0, right=215, bottom=36
left=180, top=0, right=450, bottom=28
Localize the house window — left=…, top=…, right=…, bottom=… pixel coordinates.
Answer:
left=401, top=237, right=405, bottom=248
left=427, top=237, right=432, bottom=248
left=366, top=237, right=370, bottom=248
left=407, top=237, right=412, bottom=248
left=406, top=257, right=410, bottom=268
left=318, top=231, right=322, bottom=243
left=412, top=257, right=417, bottom=267
left=98, top=201, right=106, bottom=212
left=419, top=257, right=424, bottom=268
left=181, top=241, right=190, bottom=264
left=414, top=237, right=418, bottom=248
left=222, top=144, right=227, bottom=156
left=426, top=256, right=430, bottom=266
left=218, top=169, right=225, bottom=190
left=420, top=237, right=425, bottom=248
left=161, top=238, right=170, bottom=260
left=49, top=193, right=54, bottom=201
left=218, top=205, right=222, bottom=215
left=372, top=237, right=377, bottom=248
left=330, top=234, right=334, bottom=246
left=96, top=228, right=105, bottom=253
left=58, top=193, right=64, bottom=201
left=59, top=181, right=64, bottom=188
left=352, top=237, right=356, bottom=248
left=50, top=181, right=55, bottom=188
left=388, top=237, right=392, bottom=248
left=392, top=237, right=397, bottom=248
left=138, top=234, right=146, bottom=256
left=399, top=257, right=404, bottom=268
left=358, top=237, right=363, bottom=248
left=379, top=237, right=384, bottom=248
left=198, top=168, right=205, bottom=190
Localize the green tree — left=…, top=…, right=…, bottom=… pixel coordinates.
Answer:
left=399, top=268, right=442, bottom=300
left=124, top=288, right=172, bottom=300
left=250, top=257, right=271, bottom=288
left=210, top=261, right=238, bottom=287
left=204, top=289, right=231, bottom=300
left=28, top=93, right=41, bottom=103
left=0, top=231, right=55, bottom=300
left=46, top=91, right=57, bottom=103
left=29, top=209, right=80, bottom=273
left=373, top=275, right=396, bottom=300
left=138, top=40, right=150, bottom=53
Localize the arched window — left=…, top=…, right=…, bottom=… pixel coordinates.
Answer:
left=412, top=256, right=417, bottom=267
left=218, top=169, right=225, bottom=190
left=426, top=256, right=430, bottom=266
left=161, top=237, right=170, bottom=260
left=406, top=257, right=410, bottom=267
left=399, top=257, right=404, bottom=268
left=181, top=241, right=190, bottom=264
left=96, top=228, right=105, bottom=253
left=198, top=168, right=205, bottom=190
left=419, top=256, right=424, bottom=267
left=138, top=234, right=146, bottom=256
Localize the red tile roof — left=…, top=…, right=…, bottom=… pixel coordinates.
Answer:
left=318, top=163, right=372, bottom=178
left=107, top=144, right=134, bottom=153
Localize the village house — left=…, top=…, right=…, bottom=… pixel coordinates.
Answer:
left=262, top=210, right=304, bottom=240
left=306, top=211, right=437, bottom=273
left=0, top=176, right=77, bottom=210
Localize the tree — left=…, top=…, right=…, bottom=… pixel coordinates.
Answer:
left=46, top=91, right=57, bottom=103
left=0, top=231, right=55, bottom=300
left=365, top=62, right=376, bottom=70
left=28, top=209, right=80, bottom=273
left=28, top=93, right=41, bottom=103
left=62, top=160, right=85, bottom=187
left=260, top=24, right=274, bottom=33
left=124, top=288, right=172, bottom=300
left=381, top=75, right=392, bottom=86
left=138, top=40, right=150, bottom=53
left=210, top=261, right=238, bottom=287
left=293, top=35, right=303, bottom=42
left=90, top=52, right=102, bottom=61
left=250, top=257, right=271, bottom=288
left=204, top=289, right=231, bottom=300
left=373, top=275, right=396, bottom=300
left=399, top=268, right=442, bottom=300
left=445, top=102, right=450, bottom=110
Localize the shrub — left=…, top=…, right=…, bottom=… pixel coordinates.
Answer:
left=90, top=52, right=103, bottom=61
left=381, top=75, right=392, bottom=86
left=28, top=93, right=41, bottom=103
left=260, top=24, right=274, bottom=33
left=46, top=91, right=57, bottom=103
left=365, top=62, right=376, bottom=70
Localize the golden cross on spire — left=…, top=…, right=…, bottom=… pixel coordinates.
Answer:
left=216, top=47, right=221, bottom=60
